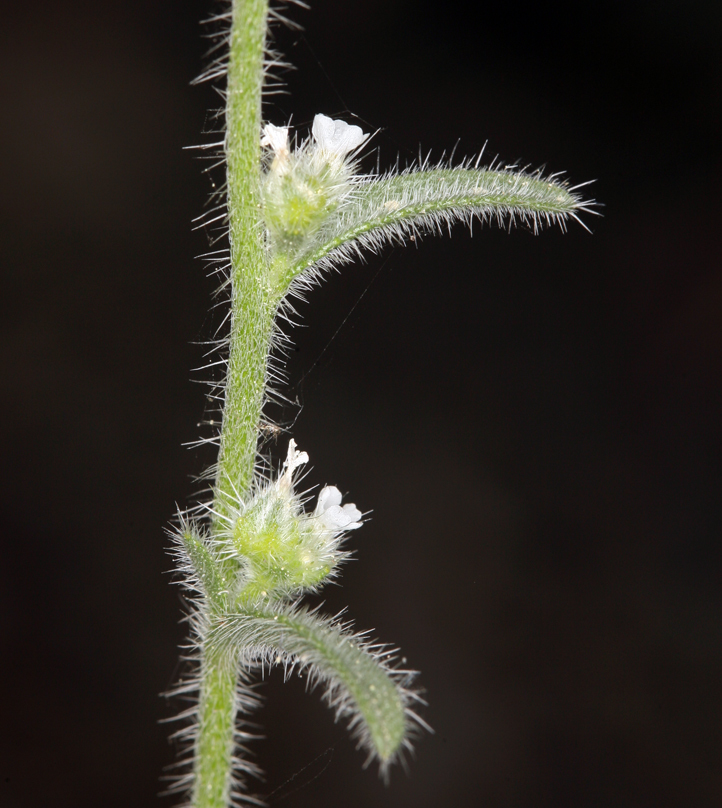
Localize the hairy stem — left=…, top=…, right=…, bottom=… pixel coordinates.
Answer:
left=192, top=652, right=239, bottom=808
left=194, top=1, right=269, bottom=806
left=214, top=0, right=272, bottom=514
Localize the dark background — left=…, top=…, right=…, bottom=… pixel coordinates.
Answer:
left=2, top=0, right=722, bottom=806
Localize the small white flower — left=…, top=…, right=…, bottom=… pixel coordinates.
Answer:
left=278, top=439, right=309, bottom=491
left=312, top=114, right=368, bottom=159
left=261, top=123, right=290, bottom=155
left=315, top=485, right=363, bottom=532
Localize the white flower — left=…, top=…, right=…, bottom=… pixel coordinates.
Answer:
left=276, top=440, right=363, bottom=533
left=312, top=114, right=368, bottom=159
left=314, top=485, right=363, bottom=532
left=277, top=439, right=309, bottom=491
left=261, top=123, right=290, bottom=155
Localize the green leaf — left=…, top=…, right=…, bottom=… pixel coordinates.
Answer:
left=207, top=602, right=426, bottom=770
left=175, top=520, right=230, bottom=607
left=288, top=164, right=595, bottom=282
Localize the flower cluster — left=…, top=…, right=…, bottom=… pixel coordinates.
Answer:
left=226, top=440, right=362, bottom=599
left=260, top=114, right=368, bottom=257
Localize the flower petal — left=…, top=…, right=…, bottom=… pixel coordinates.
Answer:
left=312, top=114, right=368, bottom=158
left=316, top=485, right=343, bottom=514
left=261, top=123, right=289, bottom=153
left=341, top=503, right=363, bottom=527
left=319, top=504, right=354, bottom=531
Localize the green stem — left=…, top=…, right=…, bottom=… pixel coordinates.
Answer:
left=194, top=2, right=270, bottom=806
left=192, top=651, right=239, bottom=808
left=214, top=0, right=272, bottom=514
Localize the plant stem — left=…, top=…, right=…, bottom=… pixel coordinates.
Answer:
left=192, top=651, right=239, bottom=808
left=214, top=0, right=271, bottom=515
left=193, top=2, right=269, bottom=806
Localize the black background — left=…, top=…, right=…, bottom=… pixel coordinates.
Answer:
left=2, top=1, right=722, bottom=806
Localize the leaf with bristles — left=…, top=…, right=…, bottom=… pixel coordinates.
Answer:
left=206, top=601, right=428, bottom=774
left=172, top=519, right=231, bottom=607
left=286, top=164, right=596, bottom=284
